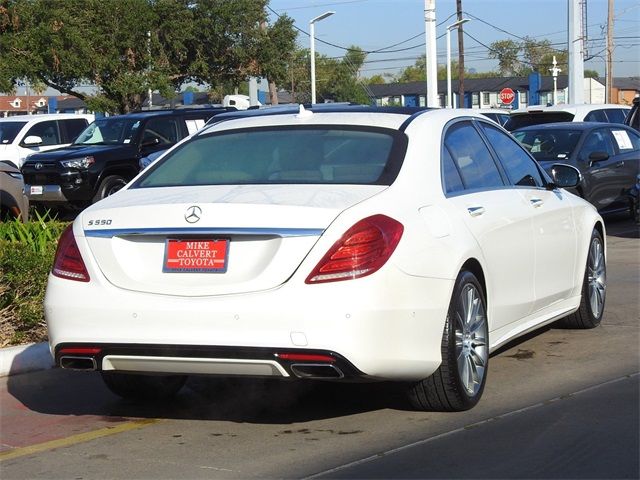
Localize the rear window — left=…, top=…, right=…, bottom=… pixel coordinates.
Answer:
left=134, top=126, right=406, bottom=188
left=513, top=129, right=583, bottom=162
left=504, top=112, right=575, bottom=131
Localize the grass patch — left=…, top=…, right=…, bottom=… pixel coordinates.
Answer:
left=0, top=212, right=69, bottom=347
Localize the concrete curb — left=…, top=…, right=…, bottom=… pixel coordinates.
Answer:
left=0, top=342, right=53, bottom=377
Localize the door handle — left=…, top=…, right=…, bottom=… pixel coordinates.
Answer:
left=615, top=161, right=624, bottom=168
left=530, top=198, right=544, bottom=208
left=467, top=206, right=485, bottom=217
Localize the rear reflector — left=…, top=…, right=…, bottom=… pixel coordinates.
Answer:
left=59, top=347, right=102, bottom=355
left=276, top=353, right=335, bottom=363
left=305, top=214, right=403, bottom=284
left=52, top=225, right=90, bottom=282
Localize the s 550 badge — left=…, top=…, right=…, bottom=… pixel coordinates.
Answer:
left=87, top=219, right=112, bottom=226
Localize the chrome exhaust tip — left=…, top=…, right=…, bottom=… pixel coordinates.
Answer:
left=291, top=363, right=344, bottom=379
left=60, top=356, right=97, bottom=371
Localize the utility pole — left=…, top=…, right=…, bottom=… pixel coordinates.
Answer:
left=424, top=0, right=438, bottom=107
left=606, top=0, right=614, bottom=103
left=568, top=0, right=585, bottom=104
left=456, top=0, right=465, bottom=107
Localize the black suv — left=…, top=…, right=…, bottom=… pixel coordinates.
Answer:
left=21, top=108, right=231, bottom=208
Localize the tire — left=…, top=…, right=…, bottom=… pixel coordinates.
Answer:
left=557, top=228, right=606, bottom=329
left=92, top=175, right=127, bottom=203
left=101, top=372, right=187, bottom=400
left=408, top=270, right=489, bottom=411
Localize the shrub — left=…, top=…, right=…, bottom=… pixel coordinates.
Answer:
left=0, top=212, right=68, bottom=346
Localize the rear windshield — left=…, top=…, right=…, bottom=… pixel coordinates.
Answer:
left=513, top=129, right=583, bottom=161
left=74, top=118, right=141, bottom=145
left=504, top=112, right=575, bottom=131
left=0, top=122, right=26, bottom=144
left=134, top=126, right=406, bottom=188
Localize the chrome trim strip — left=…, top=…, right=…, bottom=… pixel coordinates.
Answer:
left=101, top=355, right=290, bottom=377
left=84, top=227, right=325, bottom=238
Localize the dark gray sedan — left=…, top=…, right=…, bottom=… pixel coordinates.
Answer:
left=513, top=122, right=640, bottom=216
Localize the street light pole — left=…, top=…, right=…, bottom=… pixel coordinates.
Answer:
left=549, top=55, right=562, bottom=105
left=309, top=11, right=335, bottom=105
left=446, top=18, right=469, bottom=108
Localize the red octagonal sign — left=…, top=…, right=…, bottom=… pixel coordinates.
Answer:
left=499, top=88, right=515, bottom=105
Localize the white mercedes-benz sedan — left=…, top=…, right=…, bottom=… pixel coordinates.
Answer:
left=45, top=106, right=606, bottom=411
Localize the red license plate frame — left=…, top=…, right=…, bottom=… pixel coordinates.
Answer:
left=163, top=239, right=229, bottom=273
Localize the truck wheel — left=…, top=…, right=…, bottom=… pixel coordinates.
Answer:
left=93, top=175, right=127, bottom=203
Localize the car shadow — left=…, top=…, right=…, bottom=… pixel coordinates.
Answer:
left=5, top=367, right=410, bottom=424
left=603, top=215, right=639, bottom=239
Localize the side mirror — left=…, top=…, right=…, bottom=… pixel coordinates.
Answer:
left=588, top=151, right=609, bottom=163
left=549, top=163, right=582, bottom=189
left=22, top=135, right=43, bottom=146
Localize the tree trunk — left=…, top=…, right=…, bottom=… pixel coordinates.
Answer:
left=269, top=80, right=278, bottom=105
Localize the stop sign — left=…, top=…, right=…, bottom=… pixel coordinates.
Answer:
left=499, top=88, right=516, bottom=105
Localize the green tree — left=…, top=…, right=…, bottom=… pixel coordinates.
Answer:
left=396, top=55, right=426, bottom=83
left=255, top=15, right=298, bottom=105
left=488, top=39, right=522, bottom=76
left=0, top=0, right=294, bottom=113
left=316, top=47, right=371, bottom=104
left=366, top=74, right=387, bottom=85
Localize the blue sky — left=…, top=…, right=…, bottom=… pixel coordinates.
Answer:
left=268, top=0, right=640, bottom=78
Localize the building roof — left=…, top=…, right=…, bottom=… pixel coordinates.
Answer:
left=610, top=77, right=640, bottom=91
left=0, top=95, right=48, bottom=113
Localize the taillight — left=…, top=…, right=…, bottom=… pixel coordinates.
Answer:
left=305, top=214, right=403, bottom=284
left=52, top=225, right=90, bottom=282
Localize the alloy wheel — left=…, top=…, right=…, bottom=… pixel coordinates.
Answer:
left=587, top=237, right=606, bottom=318
left=454, top=284, right=488, bottom=396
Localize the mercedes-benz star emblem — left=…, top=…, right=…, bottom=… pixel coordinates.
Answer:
left=184, top=205, right=202, bottom=224
left=35, top=163, right=43, bottom=170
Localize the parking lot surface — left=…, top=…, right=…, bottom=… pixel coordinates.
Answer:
left=1, top=218, right=638, bottom=479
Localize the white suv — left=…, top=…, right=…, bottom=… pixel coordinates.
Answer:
left=505, top=103, right=630, bottom=131
left=0, top=113, right=94, bottom=168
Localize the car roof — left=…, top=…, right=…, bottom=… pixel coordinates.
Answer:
left=510, top=104, right=630, bottom=115
left=201, top=105, right=435, bottom=132
left=0, top=113, right=93, bottom=123
left=199, top=106, right=493, bottom=137
left=514, top=121, right=636, bottom=132
left=207, top=104, right=431, bottom=122
left=104, top=107, right=234, bottom=121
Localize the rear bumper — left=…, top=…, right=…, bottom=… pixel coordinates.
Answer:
left=55, top=343, right=363, bottom=380
left=45, top=269, right=453, bottom=382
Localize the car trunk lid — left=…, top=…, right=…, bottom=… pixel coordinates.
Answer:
left=81, top=184, right=384, bottom=296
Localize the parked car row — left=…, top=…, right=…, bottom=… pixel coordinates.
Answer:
left=1, top=101, right=638, bottom=223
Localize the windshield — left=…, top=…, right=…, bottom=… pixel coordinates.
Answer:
left=513, top=129, right=583, bottom=162
left=74, top=118, right=141, bottom=145
left=0, top=122, right=27, bottom=144
left=134, top=126, right=404, bottom=188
